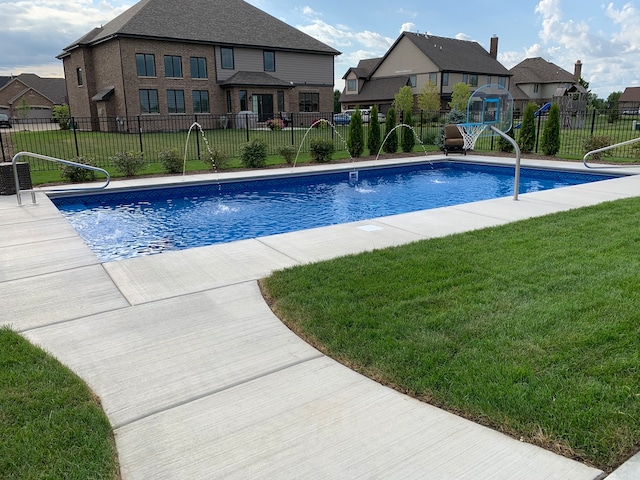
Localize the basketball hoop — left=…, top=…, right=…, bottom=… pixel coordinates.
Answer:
left=456, top=123, right=487, bottom=151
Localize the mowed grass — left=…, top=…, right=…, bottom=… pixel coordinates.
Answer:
left=261, top=197, right=640, bottom=472
left=0, top=327, right=119, bottom=479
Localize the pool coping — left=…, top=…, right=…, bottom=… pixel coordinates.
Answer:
left=3, top=154, right=640, bottom=479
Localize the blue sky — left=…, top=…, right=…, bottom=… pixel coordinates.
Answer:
left=1, top=0, right=639, bottom=98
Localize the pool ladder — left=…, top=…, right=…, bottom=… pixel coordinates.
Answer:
left=12, top=152, right=110, bottom=205
left=583, top=137, right=640, bottom=169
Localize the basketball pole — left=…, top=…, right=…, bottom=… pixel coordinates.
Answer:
left=489, top=125, right=521, bottom=200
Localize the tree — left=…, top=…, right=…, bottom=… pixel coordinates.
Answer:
left=606, top=91, right=622, bottom=123
left=418, top=80, right=440, bottom=113
left=368, top=105, right=381, bottom=156
left=52, top=104, right=71, bottom=130
left=383, top=108, right=398, bottom=153
left=333, top=89, right=341, bottom=113
left=17, top=97, right=30, bottom=122
left=401, top=110, right=415, bottom=153
left=347, top=108, right=364, bottom=157
left=540, top=103, right=561, bottom=156
left=448, top=82, right=471, bottom=112
left=394, top=86, right=414, bottom=119
left=518, top=103, right=537, bottom=153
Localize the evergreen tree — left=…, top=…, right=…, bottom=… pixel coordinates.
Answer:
left=383, top=108, right=398, bottom=153
left=401, top=110, right=415, bottom=153
left=518, top=103, right=537, bottom=153
left=368, top=105, right=381, bottom=155
left=496, top=127, right=515, bottom=153
left=347, top=109, right=364, bottom=157
left=540, top=103, right=561, bottom=156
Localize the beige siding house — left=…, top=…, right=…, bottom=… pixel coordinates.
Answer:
left=58, top=0, right=340, bottom=131
left=339, top=32, right=511, bottom=113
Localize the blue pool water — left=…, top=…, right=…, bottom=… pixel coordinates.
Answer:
left=52, top=161, right=617, bottom=262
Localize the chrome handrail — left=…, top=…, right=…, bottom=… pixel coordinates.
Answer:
left=13, top=152, right=110, bottom=205
left=583, top=137, right=640, bottom=169
left=489, top=125, right=522, bottom=200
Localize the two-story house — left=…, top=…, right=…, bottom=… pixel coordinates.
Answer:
left=57, top=0, right=340, bottom=131
left=508, top=57, right=586, bottom=112
left=339, top=32, right=512, bottom=113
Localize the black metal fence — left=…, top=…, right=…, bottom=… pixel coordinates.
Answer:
left=2, top=110, right=640, bottom=171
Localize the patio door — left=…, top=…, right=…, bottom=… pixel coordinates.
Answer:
left=253, top=94, right=274, bottom=122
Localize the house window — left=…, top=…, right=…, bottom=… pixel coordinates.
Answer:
left=164, top=55, right=182, bottom=78
left=534, top=83, right=540, bottom=93
left=221, top=47, right=234, bottom=69
left=190, top=57, right=207, bottom=79
left=76, top=67, right=84, bottom=86
left=239, top=90, right=248, bottom=111
left=193, top=90, right=209, bottom=113
left=409, top=75, right=417, bottom=87
left=487, top=76, right=492, bottom=85
left=139, top=89, right=159, bottom=113
left=462, top=74, right=468, bottom=84
left=167, top=89, right=185, bottom=113
left=277, top=91, right=285, bottom=112
left=226, top=90, right=232, bottom=113
left=429, top=73, right=437, bottom=85
left=347, top=79, right=357, bottom=91
left=136, top=53, right=156, bottom=77
left=299, top=92, right=319, bottom=112
left=263, top=51, right=275, bottom=72
left=469, top=74, right=478, bottom=87
left=442, top=72, right=449, bottom=86
left=498, top=76, right=506, bottom=87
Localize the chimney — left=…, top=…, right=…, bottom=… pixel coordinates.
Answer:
left=574, top=60, right=583, bottom=80
left=490, top=35, right=498, bottom=59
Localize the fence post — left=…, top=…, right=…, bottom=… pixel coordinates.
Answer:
left=535, top=114, right=542, bottom=153
left=0, top=129, right=5, bottom=162
left=590, top=109, right=596, bottom=136
left=420, top=110, right=424, bottom=140
left=195, top=114, right=201, bottom=160
left=245, top=113, right=250, bottom=142
left=291, top=113, right=295, bottom=145
left=137, top=116, right=143, bottom=154
left=72, top=117, right=80, bottom=157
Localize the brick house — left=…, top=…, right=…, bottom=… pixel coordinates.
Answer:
left=0, top=74, right=67, bottom=121
left=57, top=0, right=340, bottom=131
left=339, top=32, right=512, bottom=113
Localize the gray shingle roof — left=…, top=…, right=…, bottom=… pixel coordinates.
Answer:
left=3, top=74, right=67, bottom=104
left=401, top=32, right=510, bottom=75
left=339, top=76, right=409, bottom=104
left=510, top=57, right=575, bottom=85
left=61, top=0, right=340, bottom=55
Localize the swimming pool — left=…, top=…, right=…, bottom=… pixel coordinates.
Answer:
left=52, top=161, right=618, bottom=262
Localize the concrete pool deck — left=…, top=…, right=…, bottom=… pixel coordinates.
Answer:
left=2, top=154, right=639, bottom=479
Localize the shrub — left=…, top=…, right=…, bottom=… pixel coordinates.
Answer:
left=60, top=156, right=96, bottom=183
left=518, top=103, right=537, bottom=153
left=540, top=103, right=561, bottom=156
left=309, top=137, right=334, bottom=162
left=497, top=127, right=515, bottom=153
left=240, top=138, right=267, bottom=168
left=52, top=104, right=70, bottom=130
left=158, top=148, right=182, bottom=174
left=368, top=105, right=381, bottom=155
left=110, top=151, right=145, bottom=177
left=205, top=149, right=229, bottom=170
left=347, top=109, right=364, bottom=157
left=382, top=108, right=398, bottom=153
left=277, top=145, right=296, bottom=164
left=583, top=135, right=614, bottom=160
left=265, top=118, right=284, bottom=130
left=422, top=132, right=437, bottom=146
left=401, top=110, right=416, bottom=153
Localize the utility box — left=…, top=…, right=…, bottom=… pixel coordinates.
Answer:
left=0, top=162, right=32, bottom=195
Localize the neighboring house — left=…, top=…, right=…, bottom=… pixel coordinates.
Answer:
left=57, top=0, right=340, bottom=131
left=339, top=32, right=512, bottom=114
left=509, top=57, right=586, bottom=112
left=0, top=74, right=67, bottom=121
left=618, top=87, right=640, bottom=113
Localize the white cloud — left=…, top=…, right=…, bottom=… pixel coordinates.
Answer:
left=356, top=30, right=395, bottom=50
left=300, top=6, right=320, bottom=17
left=400, top=22, right=416, bottom=34
left=297, top=19, right=354, bottom=48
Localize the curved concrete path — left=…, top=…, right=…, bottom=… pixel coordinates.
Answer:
left=2, top=156, right=639, bottom=478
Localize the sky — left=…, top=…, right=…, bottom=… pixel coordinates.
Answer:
left=1, top=0, right=639, bottom=99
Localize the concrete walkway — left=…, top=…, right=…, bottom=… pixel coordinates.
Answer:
left=2, top=155, right=639, bottom=479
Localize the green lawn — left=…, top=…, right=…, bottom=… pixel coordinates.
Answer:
left=0, top=327, right=119, bottom=479
left=262, top=197, right=640, bottom=472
